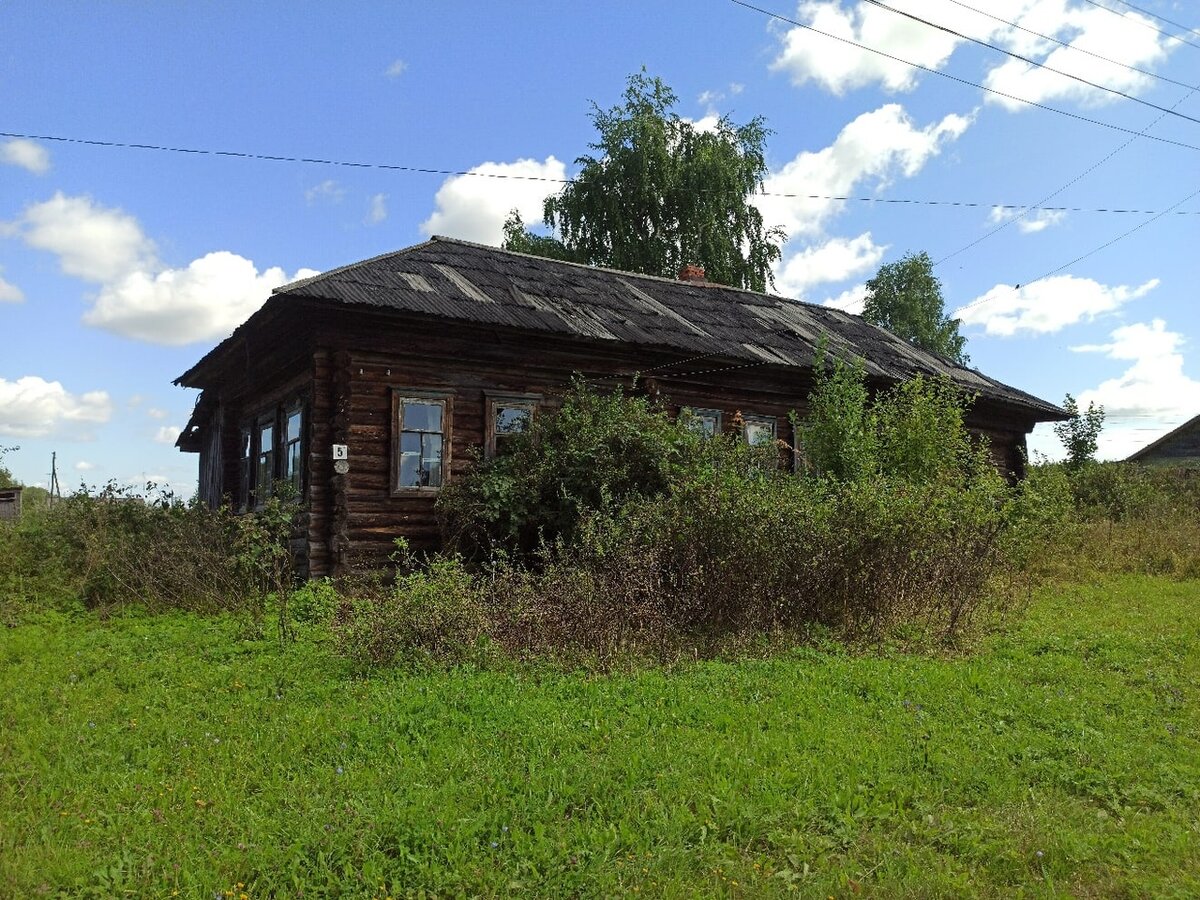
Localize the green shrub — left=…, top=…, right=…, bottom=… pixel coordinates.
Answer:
left=0, top=483, right=299, bottom=619
left=332, top=553, right=486, bottom=670
left=438, top=378, right=701, bottom=561
left=287, top=577, right=340, bottom=627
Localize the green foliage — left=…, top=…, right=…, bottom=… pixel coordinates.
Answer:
left=0, top=443, right=17, bottom=489
left=332, top=551, right=486, bottom=671
left=286, top=577, right=339, bottom=627
left=3, top=575, right=1199, bottom=896
left=0, top=482, right=298, bottom=621
left=800, top=346, right=980, bottom=484
left=1054, top=393, right=1105, bottom=469
left=862, top=251, right=969, bottom=364
left=438, top=378, right=700, bottom=561
left=500, top=210, right=580, bottom=262
left=799, top=349, right=876, bottom=481
left=504, top=70, right=785, bottom=292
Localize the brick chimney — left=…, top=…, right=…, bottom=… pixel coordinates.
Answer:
left=677, top=264, right=706, bottom=284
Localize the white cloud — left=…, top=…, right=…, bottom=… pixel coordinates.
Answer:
left=0, top=138, right=50, bottom=174
left=154, top=425, right=182, bottom=445
left=421, top=156, right=567, bottom=245
left=775, top=232, right=885, bottom=298
left=386, top=59, right=408, bottom=77
left=982, top=5, right=1170, bottom=110
left=758, top=104, right=972, bottom=238
left=769, top=1, right=1175, bottom=105
left=988, top=206, right=1067, bottom=233
left=1067, top=319, right=1200, bottom=459
left=74, top=460, right=96, bottom=472
left=305, top=180, right=345, bottom=205
left=365, top=193, right=388, bottom=225
left=9, top=192, right=157, bottom=282
left=819, top=282, right=868, bottom=314
left=0, top=376, right=113, bottom=439
left=0, top=267, right=23, bottom=303
left=770, top=0, right=966, bottom=94
left=86, top=251, right=319, bottom=346
left=955, top=275, right=1158, bottom=336
left=6, top=192, right=316, bottom=345
left=146, top=407, right=168, bottom=420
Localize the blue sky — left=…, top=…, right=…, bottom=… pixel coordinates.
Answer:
left=2, top=1, right=1198, bottom=491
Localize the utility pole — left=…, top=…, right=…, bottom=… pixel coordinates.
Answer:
left=49, top=452, right=61, bottom=504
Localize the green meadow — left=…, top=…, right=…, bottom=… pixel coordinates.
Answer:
left=2, top=574, right=1197, bottom=897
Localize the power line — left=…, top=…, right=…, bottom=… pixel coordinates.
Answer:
left=938, top=0, right=1198, bottom=92
left=951, top=184, right=1200, bottom=318
left=1103, top=0, right=1200, bottom=39
left=1079, top=0, right=1200, bottom=52
left=863, top=0, right=1200, bottom=125
left=936, top=83, right=1200, bottom=266
left=728, top=0, right=1200, bottom=152
left=3, top=129, right=1197, bottom=216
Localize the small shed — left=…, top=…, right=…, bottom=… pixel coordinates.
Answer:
left=1126, top=413, right=1200, bottom=467
left=0, top=486, right=22, bottom=523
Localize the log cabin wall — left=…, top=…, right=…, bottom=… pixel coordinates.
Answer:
left=306, top=311, right=1036, bottom=573
left=191, top=318, right=1039, bottom=576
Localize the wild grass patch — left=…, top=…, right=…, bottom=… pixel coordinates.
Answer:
left=1, top=575, right=1196, bottom=896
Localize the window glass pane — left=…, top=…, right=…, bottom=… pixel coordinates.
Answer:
left=286, top=443, right=302, bottom=488
left=745, top=419, right=776, bottom=446
left=286, top=408, right=302, bottom=443
left=402, top=400, right=442, bottom=433
left=495, top=405, right=531, bottom=435
left=259, top=422, right=273, bottom=449
left=421, top=434, right=443, bottom=487
left=682, top=407, right=720, bottom=438
left=398, top=431, right=422, bottom=488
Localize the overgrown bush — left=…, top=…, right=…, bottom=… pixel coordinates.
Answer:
left=438, top=378, right=702, bottom=561
left=331, top=544, right=486, bottom=670
left=1030, top=461, right=1200, bottom=579
left=0, top=482, right=298, bottom=620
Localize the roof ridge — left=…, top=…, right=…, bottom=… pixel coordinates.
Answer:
left=272, top=238, right=440, bottom=295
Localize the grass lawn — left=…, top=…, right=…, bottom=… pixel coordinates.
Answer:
left=1, top=574, right=1197, bottom=898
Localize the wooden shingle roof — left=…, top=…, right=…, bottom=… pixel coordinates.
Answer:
left=178, top=236, right=1064, bottom=419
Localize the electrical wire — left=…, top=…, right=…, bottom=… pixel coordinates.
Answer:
left=938, top=0, right=1198, bottom=91
left=863, top=0, right=1200, bottom=124
left=1106, top=0, right=1200, bottom=38
left=951, top=184, right=1200, bottom=318
left=1079, top=0, right=1200, bottom=52
left=936, top=83, right=1200, bottom=266
left=728, top=0, right=1200, bottom=151
left=3, top=129, right=1196, bottom=216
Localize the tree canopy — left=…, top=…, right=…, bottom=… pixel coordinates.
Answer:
left=502, top=71, right=784, bottom=292
left=1054, top=394, right=1105, bottom=468
left=0, top=445, right=17, bottom=489
left=862, top=251, right=969, bottom=365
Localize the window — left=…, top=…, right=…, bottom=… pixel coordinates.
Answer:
left=282, top=402, right=304, bottom=494
left=238, top=398, right=305, bottom=510
left=254, top=416, right=275, bottom=507
left=393, top=393, right=451, bottom=490
left=743, top=415, right=777, bottom=447
left=486, top=393, right=539, bottom=458
left=681, top=407, right=722, bottom=438
left=239, top=427, right=252, bottom=511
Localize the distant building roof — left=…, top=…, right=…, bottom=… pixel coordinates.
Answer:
left=1126, top=412, right=1200, bottom=464
left=177, top=236, right=1064, bottom=419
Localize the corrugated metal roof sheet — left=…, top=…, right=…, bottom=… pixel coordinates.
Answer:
left=180, top=236, right=1063, bottom=418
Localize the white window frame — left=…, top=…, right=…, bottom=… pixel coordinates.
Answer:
left=391, top=390, right=453, bottom=494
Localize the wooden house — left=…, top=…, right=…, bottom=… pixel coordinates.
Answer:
left=175, top=237, right=1066, bottom=576
left=1126, top=413, right=1200, bottom=466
